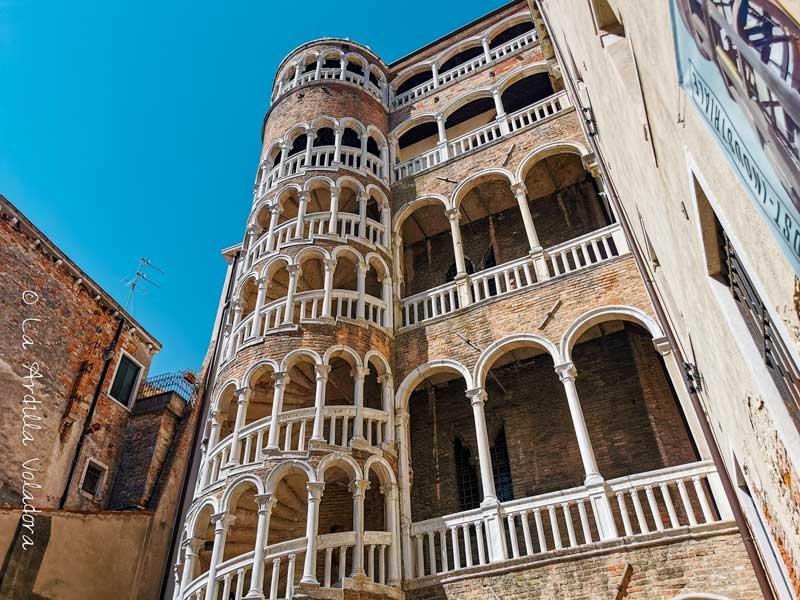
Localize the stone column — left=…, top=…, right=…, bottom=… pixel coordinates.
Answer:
left=226, top=299, right=244, bottom=360
left=304, top=128, right=315, bottom=167
left=333, top=126, right=343, bottom=165
left=464, top=388, right=497, bottom=503
left=292, top=62, right=301, bottom=86
left=360, top=135, right=369, bottom=172
left=265, top=205, right=282, bottom=252
left=314, top=56, right=323, bottom=79
left=282, top=264, right=300, bottom=325
left=352, top=366, right=369, bottom=442
left=553, top=363, right=602, bottom=484
left=178, top=537, right=204, bottom=596
left=510, top=182, right=541, bottom=250
left=553, top=362, right=618, bottom=540
left=321, top=258, right=336, bottom=319
left=481, top=36, right=492, bottom=62
left=251, top=277, right=268, bottom=336
left=226, top=387, right=250, bottom=466
left=266, top=372, right=289, bottom=450
left=436, top=114, right=449, bottom=161
left=278, top=142, right=289, bottom=177
left=328, top=189, right=339, bottom=234
left=385, top=484, right=401, bottom=585
left=379, top=374, right=394, bottom=444
left=351, top=479, right=370, bottom=578
left=356, top=262, right=368, bottom=320
left=204, top=513, right=235, bottom=600
left=293, top=190, right=309, bottom=239
left=447, top=208, right=471, bottom=307
left=431, top=62, right=439, bottom=87
left=339, top=56, right=348, bottom=80
left=301, top=482, right=326, bottom=585
left=394, top=409, right=413, bottom=577
left=380, top=145, right=389, bottom=181
left=246, top=495, right=276, bottom=599
left=357, top=192, right=368, bottom=239
left=311, top=364, right=331, bottom=442
left=381, top=276, right=393, bottom=329
left=363, top=61, right=371, bottom=88
left=492, top=88, right=509, bottom=134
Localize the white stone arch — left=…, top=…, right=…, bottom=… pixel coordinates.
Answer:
left=559, top=305, right=666, bottom=364
left=274, top=183, right=304, bottom=215
left=364, top=350, right=392, bottom=377
left=220, top=474, right=266, bottom=514
left=323, top=344, right=363, bottom=369
left=365, top=124, right=388, bottom=149
left=310, top=115, right=339, bottom=137
left=364, top=455, right=398, bottom=487
left=316, top=451, right=363, bottom=482
left=335, top=174, right=366, bottom=196
left=434, top=37, right=484, bottom=70
left=212, top=379, right=240, bottom=413
left=247, top=196, right=274, bottom=229
left=395, top=359, right=474, bottom=412
left=331, top=244, right=366, bottom=267
left=451, top=167, right=517, bottom=209
left=259, top=253, right=292, bottom=281
left=514, top=140, right=591, bottom=184
left=495, top=61, right=551, bottom=95
left=263, top=140, right=283, bottom=166
left=392, top=194, right=451, bottom=236
left=390, top=112, right=438, bottom=143
left=264, top=459, right=318, bottom=494
left=365, top=184, right=388, bottom=211
left=473, top=333, right=560, bottom=388
left=343, top=51, right=367, bottom=68
left=233, top=271, right=259, bottom=298
left=283, top=122, right=311, bottom=146
left=339, top=116, right=367, bottom=138
left=293, top=245, right=331, bottom=269
left=187, top=498, right=219, bottom=538
left=439, top=87, right=495, bottom=122
left=243, top=359, right=281, bottom=390
left=303, top=174, right=336, bottom=194
left=485, top=10, right=534, bottom=43
left=281, top=348, right=323, bottom=372
left=365, top=251, right=390, bottom=280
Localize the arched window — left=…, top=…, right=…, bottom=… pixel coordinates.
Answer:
left=491, top=427, right=513, bottom=502
left=454, top=437, right=481, bottom=510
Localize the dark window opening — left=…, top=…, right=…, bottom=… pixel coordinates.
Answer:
left=288, top=134, right=306, bottom=156
left=369, top=71, right=380, bottom=87
left=314, top=127, right=335, bottom=147
left=454, top=437, right=481, bottom=510
left=440, top=45, right=484, bottom=73
left=396, top=70, right=434, bottom=95
left=483, top=247, right=497, bottom=296
left=346, top=61, right=364, bottom=76
left=366, top=198, right=381, bottom=221
left=302, top=61, right=316, bottom=74
left=81, top=462, right=105, bottom=497
left=367, top=137, right=380, bottom=157
left=445, top=98, right=495, bottom=130
left=500, top=73, right=555, bottom=114
left=489, top=21, right=535, bottom=48
left=110, top=355, right=141, bottom=408
left=323, top=58, right=340, bottom=69
left=490, top=428, right=514, bottom=502
left=341, top=128, right=360, bottom=148
left=446, top=259, right=474, bottom=282
left=398, top=121, right=439, bottom=150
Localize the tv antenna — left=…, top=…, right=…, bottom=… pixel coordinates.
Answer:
left=125, top=257, right=163, bottom=312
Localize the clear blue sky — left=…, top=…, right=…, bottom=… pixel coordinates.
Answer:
left=0, top=0, right=501, bottom=374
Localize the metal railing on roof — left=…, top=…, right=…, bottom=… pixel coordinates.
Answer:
left=138, top=371, right=199, bottom=404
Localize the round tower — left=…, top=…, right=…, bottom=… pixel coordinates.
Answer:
left=176, top=39, right=400, bottom=600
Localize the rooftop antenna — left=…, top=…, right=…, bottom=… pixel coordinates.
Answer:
left=125, top=257, right=163, bottom=312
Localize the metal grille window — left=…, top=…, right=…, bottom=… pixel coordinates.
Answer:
left=454, top=437, right=481, bottom=511
left=491, top=427, right=514, bottom=502
left=110, top=354, right=141, bottom=407
left=717, top=221, right=800, bottom=425
left=81, top=461, right=105, bottom=497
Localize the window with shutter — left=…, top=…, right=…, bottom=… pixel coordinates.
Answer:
left=110, top=354, right=141, bottom=408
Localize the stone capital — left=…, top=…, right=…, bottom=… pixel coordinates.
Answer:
left=234, top=387, right=250, bottom=404
left=350, top=478, right=370, bottom=496
left=554, top=362, right=577, bottom=382
left=323, top=258, right=338, bottom=271
left=314, top=364, right=331, bottom=381
left=287, top=264, right=302, bottom=276
left=273, top=371, right=290, bottom=387
left=377, top=373, right=394, bottom=387
left=254, top=494, right=277, bottom=514
left=445, top=207, right=460, bottom=222
left=211, top=512, right=236, bottom=532
left=307, top=481, right=325, bottom=500
left=465, top=387, right=487, bottom=406
left=511, top=181, right=528, bottom=198
left=351, top=365, right=370, bottom=380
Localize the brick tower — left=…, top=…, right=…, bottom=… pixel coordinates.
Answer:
left=171, top=3, right=763, bottom=599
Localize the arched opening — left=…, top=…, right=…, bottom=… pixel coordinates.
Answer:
left=407, top=369, right=472, bottom=522
left=521, top=152, right=613, bottom=256
left=317, top=465, right=357, bottom=586
left=398, top=200, right=455, bottom=299
left=191, top=505, right=215, bottom=579
left=268, top=469, right=309, bottom=546
left=223, top=482, right=259, bottom=563
left=482, top=343, right=582, bottom=499
left=275, top=187, right=301, bottom=227
left=396, top=119, right=438, bottom=163
left=500, top=72, right=555, bottom=114
left=456, top=173, right=530, bottom=280
left=314, top=127, right=335, bottom=148
left=216, top=384, right=237, bottom=442
left=324, top=354, right=357, bottom=447
left=300, top=54, right=317, bottom=74
left=267, top=144, right=282, bottom=170
left=439, top=43, right=484, bottom=74
left=444, top=96, right=496, bottom=141
left=395, top=68, right=434, bottom=96
left=286, top=132, right=307, bottom=158
left=364, top=462, right=394, bottom=584
left=570, top=320, right=698, bottom=479
left=239, top=277, right=258, bottom=319
left=489, top=20, right=535, bottom=48
left=305, top=181, right=333, bottom=220
left=246, top=365, right=275, bottom=427
left=331, top=250, right=360, bottom=320
left=321, top=53, right=341, bottom=71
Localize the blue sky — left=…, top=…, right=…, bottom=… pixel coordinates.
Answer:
left=0, top=0, right=500, bottom=374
